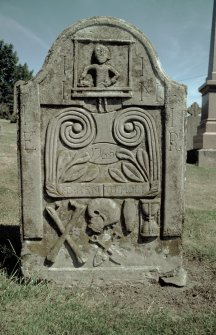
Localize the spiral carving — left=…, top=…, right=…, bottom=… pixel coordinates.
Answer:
left=59, top=109, right=96, bottom=149
left=113, top=108, right=148, bottom=147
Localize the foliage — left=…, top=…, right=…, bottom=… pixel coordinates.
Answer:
left=0, top=40, right=33, bottom=120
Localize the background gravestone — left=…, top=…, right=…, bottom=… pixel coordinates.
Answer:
left=16, top=17, right=186, bottom=286
left=186, top=102, right=201, bottom=164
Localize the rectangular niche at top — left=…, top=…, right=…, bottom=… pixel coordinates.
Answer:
left=71, top=38, right=133, bottom=98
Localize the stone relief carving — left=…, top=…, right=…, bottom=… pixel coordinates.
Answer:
left=44, top=195, right=161, bottom=268
left=45, top=107, right=160, bottom=198
left=87, top=198, right=123, bottom=266
left=112, top=107, right=160, bottom=195
left=78, top=44, right=120, bottom=89
left=45, top=198, right=138, bottom=268
left=46, top=200, right=86, bottom=264
left=71, top=38, right=133, bottom=98
left=46, top=108, right=96, bottom=196
left=56, top=151, right=99, bottom=183
left=113, top=108, right=156, bottom=147
left=139, top=199, right=160, bottom=238
left=45, top=85, right=161, bottom=266
left=59, top=109, right=96, bottom=149
left=123, top=199, right=137, bottom=233
left=109, top=148, right=150, bottom=183
left=87, top=198, right=121, bottom=233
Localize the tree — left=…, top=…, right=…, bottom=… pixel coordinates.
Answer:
left=0, top=40, right=33, bottom=120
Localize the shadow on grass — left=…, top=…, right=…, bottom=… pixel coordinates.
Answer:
left=0, top=225, right=22, bottom=278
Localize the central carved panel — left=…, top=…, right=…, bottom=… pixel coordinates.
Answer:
left=45, top=107, right=160, bottom=199
left=44, top=105, right=161, bottom=268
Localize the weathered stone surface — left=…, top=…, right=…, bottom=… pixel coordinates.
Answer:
left=159, top=267, right=187, bottom=287
left=17, top=17, right=186, bottom=285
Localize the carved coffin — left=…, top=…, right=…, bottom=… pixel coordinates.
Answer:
left=17, top=17, right=186, bottom=285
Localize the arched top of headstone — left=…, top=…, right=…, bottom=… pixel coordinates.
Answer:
left=33, top=16, right=185, bottom=106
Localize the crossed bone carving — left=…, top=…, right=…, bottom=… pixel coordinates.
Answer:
left=46, top=200, right=86, bottom=264
left=89, top=234, right=122, bottom=267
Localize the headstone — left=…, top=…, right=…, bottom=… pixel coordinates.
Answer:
left=194, top=0, right=216, bottom=167
left=17, top=17, right=186, bottom=286
left=186, top=103, right=201, bottom=163
left=187, top=103, right=201, bottom=151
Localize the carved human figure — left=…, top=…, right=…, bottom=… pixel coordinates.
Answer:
left=79, top=44, right=120, bottom=88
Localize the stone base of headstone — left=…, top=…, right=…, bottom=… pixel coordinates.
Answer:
left=21, top=239, right=184, bottom=286
left=196, top=149, right=216, bottom=168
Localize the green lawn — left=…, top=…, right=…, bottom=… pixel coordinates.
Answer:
left=0, top=119, right=19, bottom=226
left=0, top=119, right=216, bottom=335
left=184, top=165, right=216, bottom=262
left=0, top=269, right=215, bottom=335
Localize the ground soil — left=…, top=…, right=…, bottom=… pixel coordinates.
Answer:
left=79, top=257, right=216, bottom=314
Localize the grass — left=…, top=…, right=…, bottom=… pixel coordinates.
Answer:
left=184, top=209, right=216, bottom=262
left=184, top=164, right=216, bottom=262
left=0, top=271, right=215, bottom=335
left=0, top=119, right=216, bottom=335
left=0, top=119, right=19, bottom=225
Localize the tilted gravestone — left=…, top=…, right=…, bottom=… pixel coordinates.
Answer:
left=16, top=17, right=187, bottom=286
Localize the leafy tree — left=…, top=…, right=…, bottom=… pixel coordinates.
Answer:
left=0, top=40, right=33, bottom=120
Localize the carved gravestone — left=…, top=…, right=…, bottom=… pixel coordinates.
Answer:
left=17, top=17, right=186, bottom=285
left=186, top=102, right=201, bottom=163
left=187, top=102, right=201, bottom=151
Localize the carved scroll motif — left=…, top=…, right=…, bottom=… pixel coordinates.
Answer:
left=46, top=108, right=96, bottom=196
left=113, top=107, right=160, bottom=188
left=59, top=110, right=96, bottom=149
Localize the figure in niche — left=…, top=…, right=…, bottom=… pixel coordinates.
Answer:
left=79, top=44, right=120, bottom=88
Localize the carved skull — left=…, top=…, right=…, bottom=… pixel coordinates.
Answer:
left=87, top=199, right=120, bottom=234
